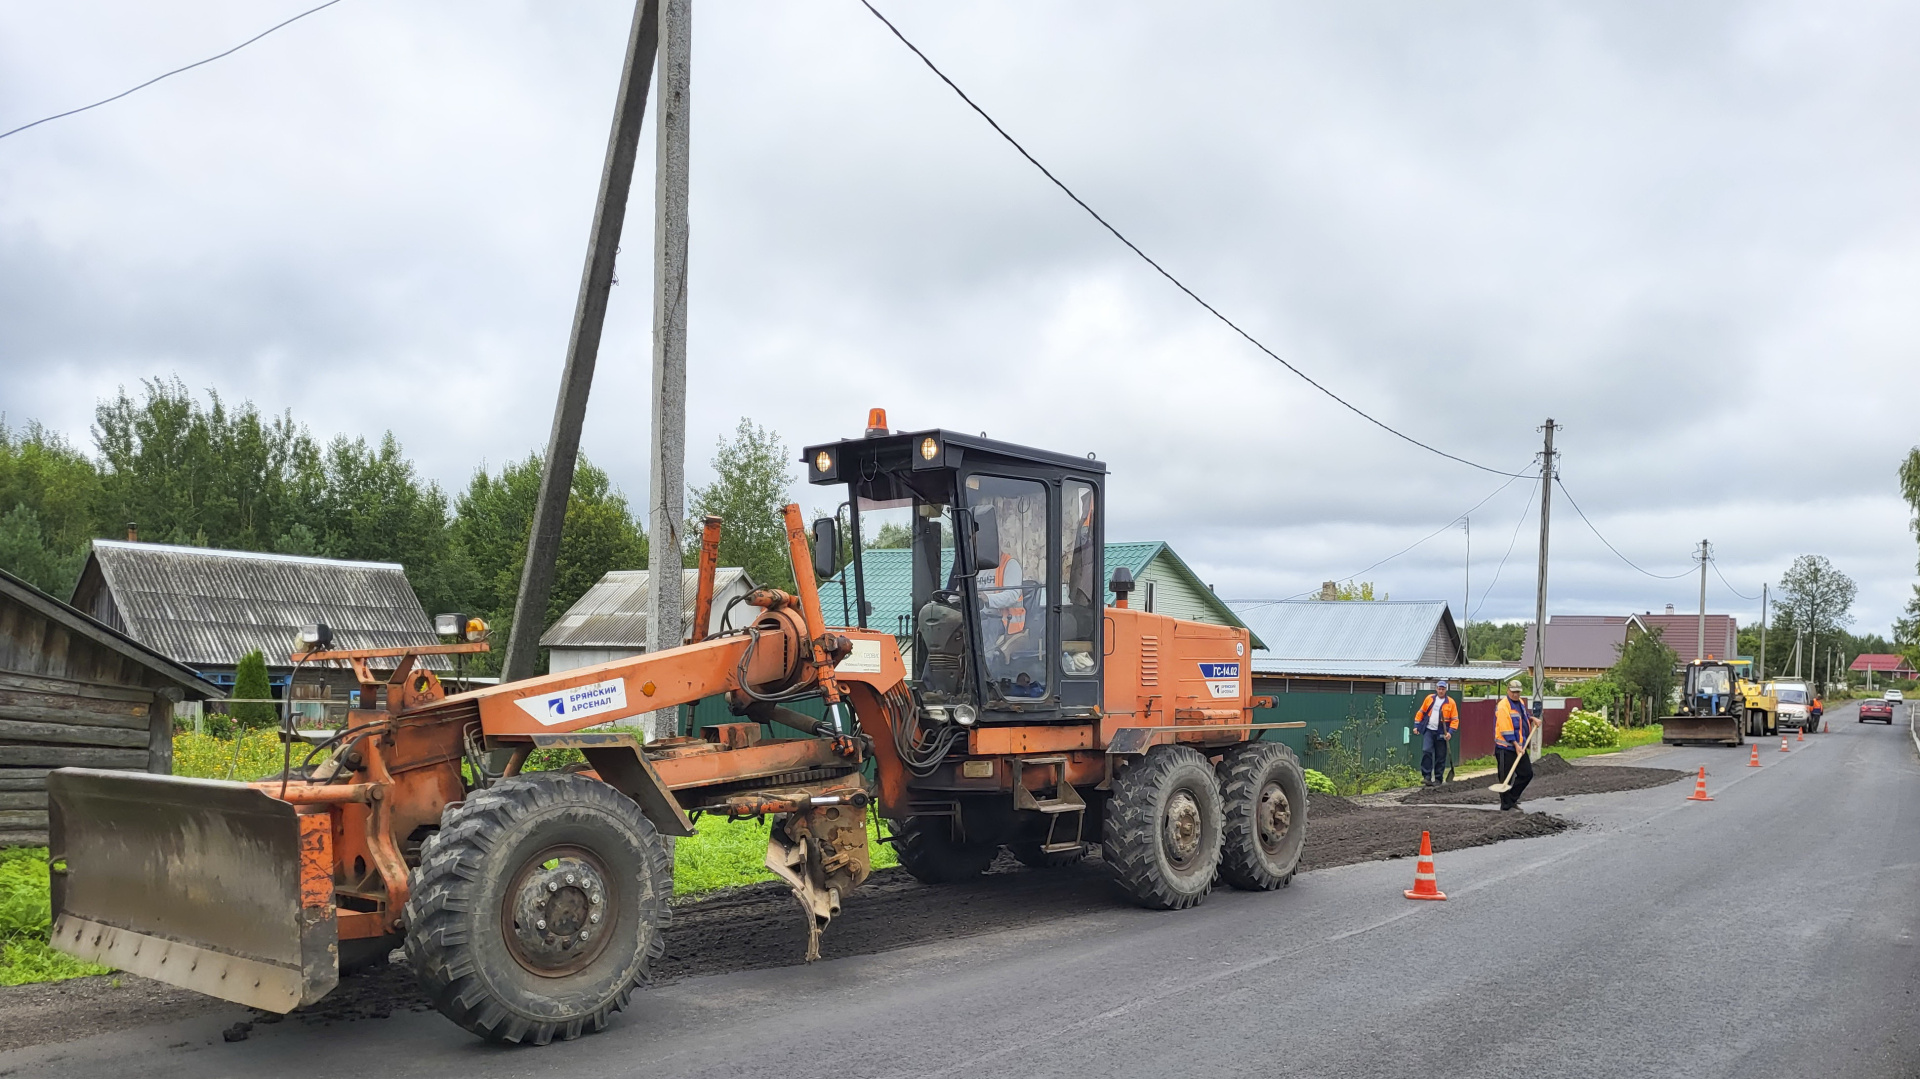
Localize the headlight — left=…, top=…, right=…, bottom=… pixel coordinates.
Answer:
left=815, top=450, right=832, bottom=473
left=919, top=437, right=939, bottom=461
left=952, top=704, right=977, bottom=726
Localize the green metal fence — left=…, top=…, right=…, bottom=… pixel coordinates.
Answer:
left=1251, top=693, right=1424, bottom=776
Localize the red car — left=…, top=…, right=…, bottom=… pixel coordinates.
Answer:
left=1859, top=699, right=1896, bottom=724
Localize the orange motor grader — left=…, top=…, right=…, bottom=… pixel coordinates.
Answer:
left=47, top=419, right=1308, bottom=1045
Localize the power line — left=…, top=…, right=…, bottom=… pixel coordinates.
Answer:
left=855, top=1, right=1531, bottom=481
left=1553, top=477, right=1694, bottom=580
left=1229, top=468, right=1535, bottom=613
left=0, top=0, right=346, bottom=142
left=1470, top=476, right=1539, bottom=620
left=1710, top=559, right=1760, bottom=602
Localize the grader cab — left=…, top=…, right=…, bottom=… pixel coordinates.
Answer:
left=49, top=413, right=1307, bottom=1045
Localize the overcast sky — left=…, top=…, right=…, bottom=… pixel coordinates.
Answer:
left=2, top=0, right=1916, bottom=632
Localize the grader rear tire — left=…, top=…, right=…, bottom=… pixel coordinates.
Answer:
left=892, top=816, right=996, bottom=883
left=1102, top=745, right=1223, bottom=910
left=403, top=772, right=672, bottom=1045
left=1217, top=741, right=1308, bottom=891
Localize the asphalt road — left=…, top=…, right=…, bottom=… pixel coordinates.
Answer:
left=8, top=699, right=1918, bottom=1079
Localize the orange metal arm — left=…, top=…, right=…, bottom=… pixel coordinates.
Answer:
left=689, top=515, right=723, bottom=644
left=783, top=504, right=844, bottom=707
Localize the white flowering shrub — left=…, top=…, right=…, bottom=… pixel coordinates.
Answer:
left=1555, top=709, right=1620, bottom=749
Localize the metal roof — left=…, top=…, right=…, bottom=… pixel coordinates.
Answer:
left=1520, top=616, right=1632, bottom=670
left=78, top=539, right=443, bottom=669
left=1230, top=600, right=1457, bottom=665
left=539, top=569, right=753, bottom=648
left=1254, top=660, right=1525, bottom=682
left=0, top=565, right=222, bottom=698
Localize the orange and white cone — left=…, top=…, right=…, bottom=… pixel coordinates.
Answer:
left=1780, top=735, right=1790, bottom=753
left=1748, top=745, right=1761, bottom=768
left=1823, top=719, right=1830, bottom=733
left=1686, top=765, right=1713, bottom=801
left=1404, top=830, right=1447, bottom=901
left=1797, top=727, right=1805, bottom=742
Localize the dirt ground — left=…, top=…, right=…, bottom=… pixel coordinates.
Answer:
left=0, top=792, right=1571, bottom=1051
left=1404, top=752, right=1685, bottom=806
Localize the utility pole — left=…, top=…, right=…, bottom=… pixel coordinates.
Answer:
left=644, top=0, right=692, bottom=740
left=1695, top=539, right=1709, bottom=661
left=1530, top=419, right=1557, bottom=741
left=502, top=0, right=661, bottom=683
left=1759, top=583, right=1768, bottom=679
left=1461, top=516, right=1470, bottom=659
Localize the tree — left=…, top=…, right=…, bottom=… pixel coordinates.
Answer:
left=0, top=420, right=102, bottom=596
left=1901, top=447, right=1920, bottom=561
left=867, top=521, right=912, bottom=549
left=1612, top=627, right=1678, bottom=726
left=1327, top=581, right=1386, bottom=601
left=447, top=453, right=647, bottom=675
left=1466, top=621, right=1527, bottom=662
left=230, top=650, right=278, bottom=731
left=689, top=419, right=797, bottom=591
left=1776, top=555, right=1856, bottom=685
left=1896, top=586, right=1920, bottom=671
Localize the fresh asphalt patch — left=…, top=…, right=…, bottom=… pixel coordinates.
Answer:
left=0, top=791, right=1574, bottom=1052
left=1404, top=751, right=1685, bottom=806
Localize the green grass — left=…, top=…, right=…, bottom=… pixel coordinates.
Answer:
left=673, top=815, right=900, bottom=895
left=0, top=847, right=112, bottom=986
left=173, top=730, right=303, bottom=780
left=1449, top=725, right=1668, bottom=778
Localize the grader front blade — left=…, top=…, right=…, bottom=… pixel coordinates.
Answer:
left=47, top=768, right=339, bottom=1012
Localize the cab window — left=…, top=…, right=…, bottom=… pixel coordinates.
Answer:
left=1059, top=480, right=1098, bottom=677
left=966, top=474, right=1050, bottom=702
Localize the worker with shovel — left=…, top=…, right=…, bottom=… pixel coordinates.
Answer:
left=1492, top=679, right=1536, bottom=811
left=1413, top=679, right=1460, bottom=787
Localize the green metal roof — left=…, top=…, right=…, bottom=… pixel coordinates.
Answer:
left=822, top=541, right=1258, bottom=645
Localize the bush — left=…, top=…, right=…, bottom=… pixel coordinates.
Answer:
left=1556, top=709, right=1620, bottom=749
left=1303, top=769, right=1335, bottom=794
left=174, top=730, right=299, bottom=780
left=0, top=847, right=112, bottom=985
left=230, top=650, right=278, bottom=730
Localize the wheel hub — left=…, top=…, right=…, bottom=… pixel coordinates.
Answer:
left=1163, top=790, right=1202, bottom=867
left=504, top=847, right=612, bottom=977
left=1257, top=782, right=1293, bottom=854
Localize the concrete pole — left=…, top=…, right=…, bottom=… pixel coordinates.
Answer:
left=502, top=0, right=661, bottom=683
left=644, top=0, right=692, bottom=741
left=1530, top=419, right=1556, bottom=738
left=1462, top=516, right=1470, bottom=660
left=1696, top=539, right=1708, bottom=661
left=1760, top=583, right=1768, bottom=679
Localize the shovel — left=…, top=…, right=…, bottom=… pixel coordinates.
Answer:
left=1488, top=726, right=1539, bottom=794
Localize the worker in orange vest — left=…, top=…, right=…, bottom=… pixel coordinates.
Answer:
left=1413, top=680, right=1460, bottom=786
left=1494, top=679, right=1536, bottom=811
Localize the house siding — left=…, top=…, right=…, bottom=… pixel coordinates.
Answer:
left=1138, top=553, right=1223, bottom=625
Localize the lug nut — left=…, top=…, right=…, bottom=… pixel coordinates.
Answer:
left=566, top=873, right=577, bottom=885
left=590, top=912, right=601, bottom=924
left=535, top=918, right=547, bottom=930
left=548, top=881, right=558, bottom=892
left=590, top=893, right=601, bottom=905
left=580, top=930, right=590, bottom=941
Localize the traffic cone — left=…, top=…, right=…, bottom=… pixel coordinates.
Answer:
left=1686, top=765, right=1713, bottom=801
left=1797, top=727, right=1805, bottom=742
left=1823, top=719, right=1830, bottom=733
left=1780, top=735, right=1790, bottom=753
left=1403, top=831, right=1447, bottom=901
left=1748, top=745, right=1761, bottom=768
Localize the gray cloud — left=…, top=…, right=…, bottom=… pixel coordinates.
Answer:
left=2, top=0, right=1916, bottom=631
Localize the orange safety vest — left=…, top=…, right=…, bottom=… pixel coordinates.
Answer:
left=994, top=555, right=1025, bottom=634
left=1495, top=696, right=1533, bottom=748
left=1414, top=693, right=1459, bottom=731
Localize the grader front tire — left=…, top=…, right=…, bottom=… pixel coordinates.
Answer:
left=1102, top=745, right=1223, bottom=910
left=403, top=772, right=672, bottom=1045
left=1217, top=741, right=1308, bottom=891
left=892, top=816, right=996, bottom=884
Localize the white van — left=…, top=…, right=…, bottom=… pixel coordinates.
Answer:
left=1770, top=681, right=1812, bottom=730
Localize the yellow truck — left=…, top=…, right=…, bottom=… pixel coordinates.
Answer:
left=1735, top=660, right=1777, bottom=738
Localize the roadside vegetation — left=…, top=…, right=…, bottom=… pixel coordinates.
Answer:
left=0, top=847, right=111, bottom=986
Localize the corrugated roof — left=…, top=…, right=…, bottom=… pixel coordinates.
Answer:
left=1520, top=618, right=1631, bottom=670
left=0, top=566, right=222, bottom=698
left=1230, top=600, right=1455, bottom=665
left=820, top=542, right=1255, bottom=641
left=81, top=540, right=443, bottom=668
left=1253, top=660, right=1525, bottom=681
left=539, top=569, right=753, bottom=648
